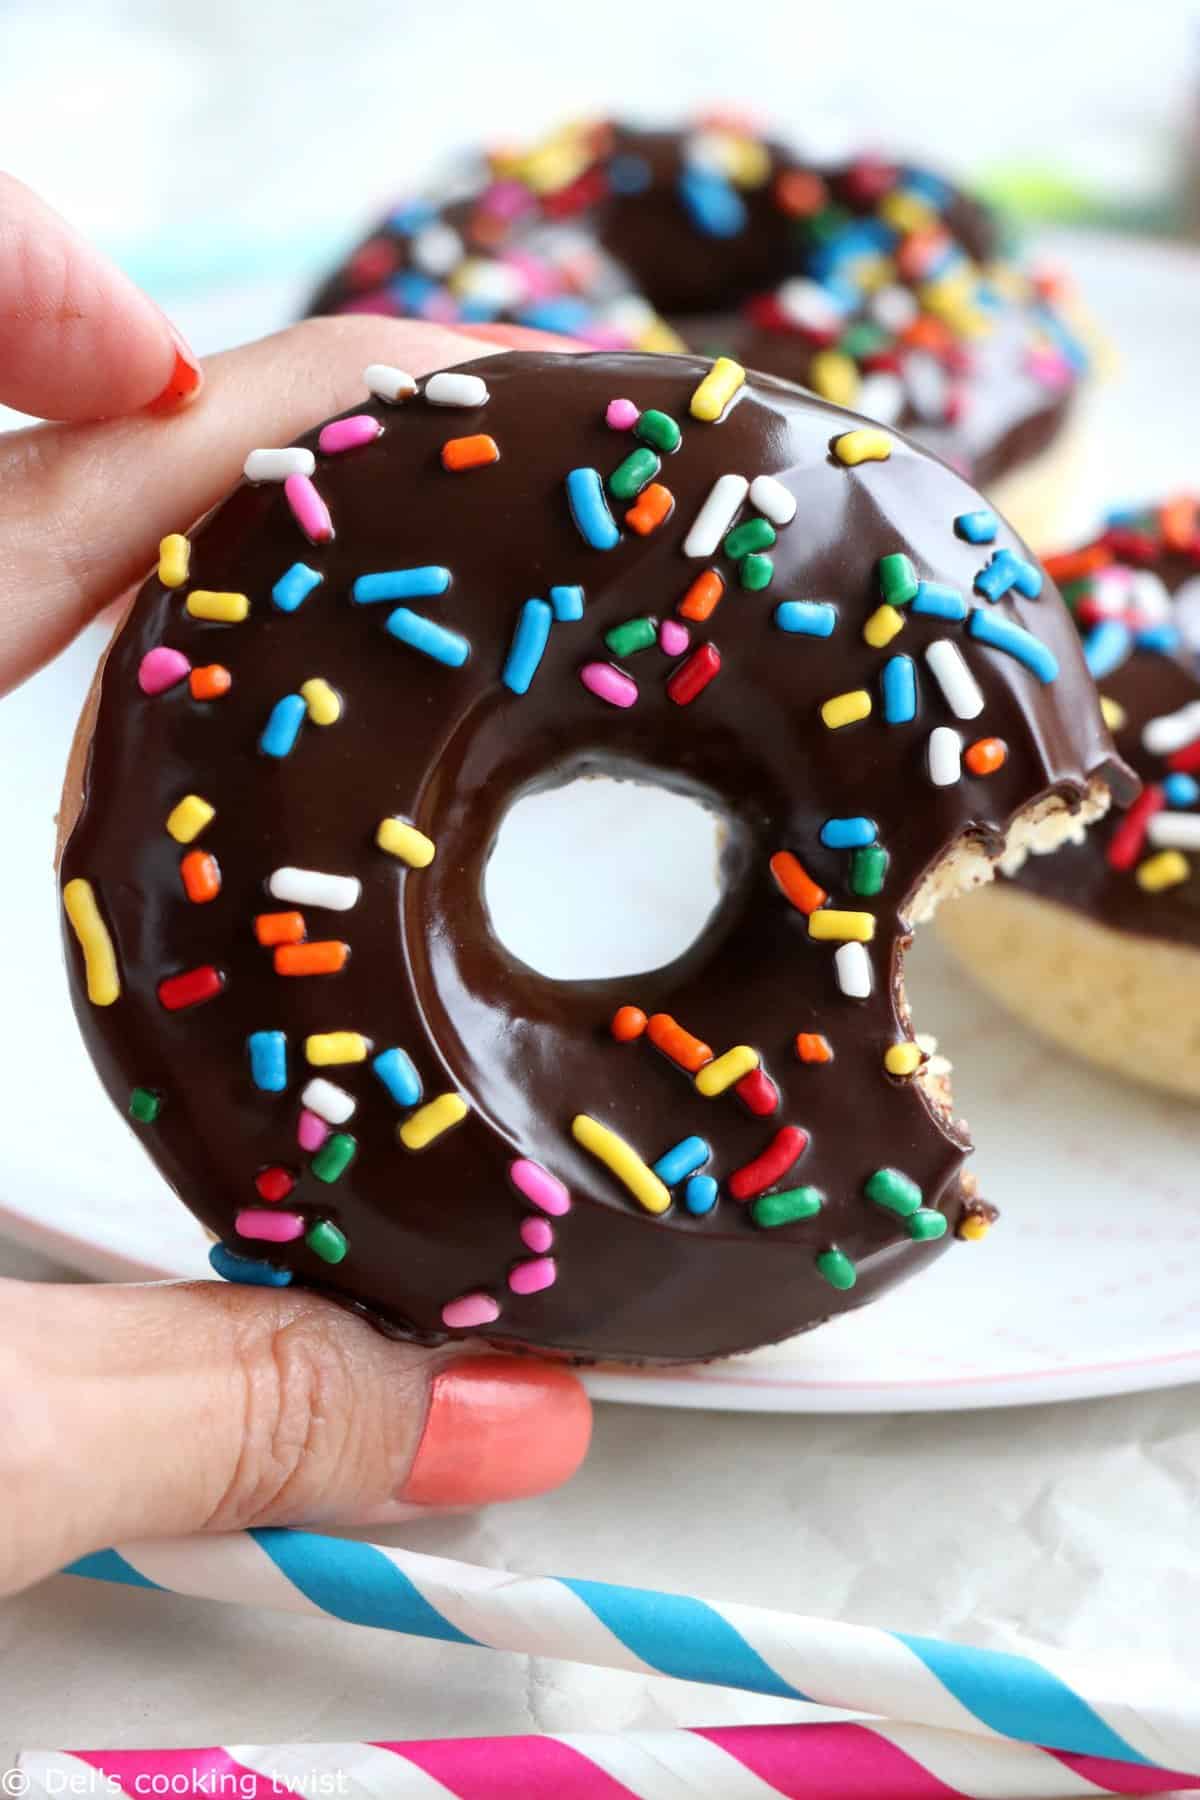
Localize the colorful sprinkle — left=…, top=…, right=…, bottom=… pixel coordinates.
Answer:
left=865, top=1166, right=923, bottom=1217
left=752, top=1186, right=823, bottom=1229
left=186, top=591, right=249, bottom=623
left=1136, top=849, right=1190, bottom=891
left=375, top=818, right=436, bottom=869
left=625, top=482, right=674, bottom=536
left=748, top=474, right=797, bottom=526
left=611, top=1005, right=648, bottom=1042
left=441, top=1291, right=501, bottom=1329
left=647, top=1013, right=713, bottom=1072
left=364, top=364, right=417, bottom=403
left=190, top=665, right=231, bottom=700
left=821, top=689, right=872, bottom=729
left=209, top=1243, right=292, bottom=1287
left=659, top=619, right=690, bottom=656
left=567, top=467, right=620, bottom=550
left=925, top=638, right=984, bottom=719
left=974, top=547, right=1042, bottom=602
left=683, top=474, right=749, bottom=558
left=550, top=584, right=585, bottom=621
left=809, top=909, right=874, bottom=943
left=684, top=1174, right=719, bottom=1215
left=509, top=1255, right=557, bottom=1295
left=820, top=817, right=876, bottom=850
left=878, top=554, right=918, bottom=607
left=244, top=447, right=314, bottom=483
left=299, top=678, right=341, bottom=726
left=442, top=433, right=500, bottom=472
left=679, top=571, right=725, bottom=622
left=911, top=581, right=968, bottom=622
left=954, top=510, right=998, bottom=544
left=863, top=604, right=905, bottom=648
left=166, top=795, right=215, bottom=843
left=157, top=965, right=224, bottom=1011
left=571, top=1113, right=671, bottom=1215
left=833, top=428, right=892, bottom=466
left=667, top=642, right=721, bottom=705
left=769, top=851, right=827, bottom=915
left=128, top=1086, right=161, bottom=1123
left=297, top=1110, right=329, bottom=1153
left=425, top=371, right=489, bottom=407
left=311, top=1133, right=358, bottom=1182
left=908, top=1208, right=948, bottom=1241
left=606, top=397, right=639, bottom=430
left=302, top=1077, right=356, bottom=1124
left=399, top=1092, right=468, bottom=1149
left=502, top=598, right=553, bottom=694
left=386, top=608, right=470, bottom=667
left=157, top=534, right=190, bottom=588
left=965, top=737, right=1007, bottom=776
left=635, top=409, right=682, bottom=453
left=968, top=609, right=1058, bottom=683
left=884, top=1042, right=923, bottom=1076
left=236, top=1208, right=305, bottom=1244
left=605, top=616, right=658, bottom=657
left=775, top=601, right=837, bottom=637
left=729, top=1125, right=808, bottom=1201
left=724, top=518, right=775, bottom=560
left=319, top=414, right=383, bottom=455
left=580, top=661, right=638, bottom=707
left=369, top=1047, right=422, bottom=1108
left=689, top=356, right=745, bottom=422
left=695, top=1044, right=759, bottom=1096
left=139, top=647, right=190, bottom=695
left=272, top=563, right=323, bottom=613
left=275, top=941, right=349, bottom=976
left=882, top=654, right=917, bottom=724
left=259, top=694, right=308, bottom=758
left=284, top=474, right=333, bottom=544
left=305, top=1031, right=369, bottom=1065
left=735, top=1067, right=779, bottom=1115
left=927, top=726, right=963, bottom=786
left=306, top=1220, right=348, bottom=1263
left=849, top=845, right=889, bottom=896
left=180, top=849, right=220, bottom=904
left=835, top=941, right=872, bottom=998
left=795, top=1032, right=833, bottom=1063
left=816, top=1248, right=856, bottom=1290
left=510, top=1158, right=572, bottom=1216
left=353, top=567, right=451, bottom=603
left=269, top=867, right=360, bottom=911
left=609, top=447, right=660, bottom=500
left=255, top=911, right=305, bottom=946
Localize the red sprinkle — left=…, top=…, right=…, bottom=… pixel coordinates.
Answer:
left=1168, top=740, right=1200, bottom=775
left=1102, top=528, right=1158, bottom=566
left=255, top=1166, right=296, bottom=1203
left=157, top=965, right=224, bottom=1011
left=1107, top=784, right=1165, bottom=871
left=667, top=642, right=721, bottom=706
left=735, top=1068, right=779, bottom=1116
left=729, top=1125, right=809, bottom=1202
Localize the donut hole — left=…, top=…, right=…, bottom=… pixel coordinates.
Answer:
left=484, top=772, right=734, bottom=981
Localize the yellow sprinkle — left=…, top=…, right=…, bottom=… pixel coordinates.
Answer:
left=520, top=140, right=590, bottom=194
left=306, top=1031, right=369, bottom=1066
left=165, top=795, right=215, bottom=844
left=376, top=817, right=437, bottom=869
left=821, top=689, right=872, bottom=730
left=725, top=136, right=771, bottom=188
left=957, top=1213, right=992, bottom=1243
left=635, top=319, right=689, bottom=354
left=832, top=429, right=893, bottom=467
left=809, top=910, right=875, bottom=943
left=186, top=591, right=250, bottom=623
left=1100, top=695, right=1127, bottom=732
left=571, top=1114, right=670, bottom=1215
left=399, top=1092, right=468, bottom=1150
left=809, top=350, right=859, bottom=408
left=157, top=534, right=190, bottom=589
left=863, top=604, right=905, bottom=648
left=300, top=678, right=341, bottom=726
left=879, top=191, right=935, bottom=234
left=694, top=1044, right=759, bottom=1097
left=690, top=356, right=746, bottom=423
left=884, top=1042, right=924, bottom=1077
left=1137, top=850, right=1189, bottom=893
left=62, top=878, right=120, bottom=1006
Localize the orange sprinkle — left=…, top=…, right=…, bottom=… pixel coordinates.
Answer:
left=647, top=1013, right=713, bottom=1073
left=189, top=664, right=232, bottom=701
left=274, top=941, right=350, bottom=977
left=442, top=434, right=500, bottom=472
left=679, top=570, right=725, bottom=623
left=774, top=168, right=827, bottom=217
left=180, top=849, right=220, bottom=904
left=1042, top=544, right=1112, bottom=584
left=611, top=1005, right=648, bottom=1042
left=769, top=851, right=828, bottom=916
left=900, top=311, right=954, bottom=355
left=796, top=1033, right=833, bottom=1064
left=965, top=737, right=1008, bottom=777
left=1161, top=496, right=1198, bottom=552
left=255, top=911, right=306, bottom=947
left=625, top=483, right=674, bottom=536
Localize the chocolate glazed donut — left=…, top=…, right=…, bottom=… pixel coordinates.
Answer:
left=59, top=351, right=1131, bottom=1363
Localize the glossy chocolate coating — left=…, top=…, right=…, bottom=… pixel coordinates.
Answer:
left=308, top=123, right=1084, bottom=490
left=61, top=351, right=1127, bottom=1362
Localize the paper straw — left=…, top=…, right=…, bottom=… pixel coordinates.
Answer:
left=65, top=1530, right=1200, bottom=1776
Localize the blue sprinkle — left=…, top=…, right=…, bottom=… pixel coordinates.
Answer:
left=386, top=608, right=470, bottom=667
left=975, top=549, right=1042, bottom=602
left=387, top=199, right=436, bottom=233
left=684, top=1174, right=719, bottom=1216
left=882, top=654, right=917, bottom=724
left=387, top=270, right=439, bottom=311
left=820, top=816, right=877, bottom=851
left=911, top=582, right=968, bottom=622
left=678, top=166, right=747, bottom=238
left=248, top=1030, right=288, bottom=1093
left=550, top=584, right=585, bottom=622
left=517, top=297, right=595, bottom=335
left=652, top=1136, right=711, bottom=1187
left=458, top=298, right=501, bottom=324
left=1104, top=504, right=1143, bottom=530
left=954, top=510, right=998, bottom=545
left=210, top=1242, right=293, bottom=1288
left=609, top=153, right=653, bottom=194
left=1083, top=620, right=1133, bottom=680
left=898, top=167, right=953, bottom=209
left=373, top=1046, right=423, bottom=1108
left=1166, top=773, right=1200, bottom=808
left=503, top=599, right=553, bottom=695
left=272, top=562, right=323, bottom=613
left=353, top=567, right=451, bottom=604
left=566, top=468, right=620, bottom=551
left=775, top=601, right=837, bottom=638
left=969, top=609, right=1059, bottom=684
left=259, top=693, right=307, bottom=758
left=1136, top=623, right=1181, bottom=656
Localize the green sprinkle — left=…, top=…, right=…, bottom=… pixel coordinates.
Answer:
left=608, top=447, right=660, bottom=501
left=129, top=1087, right=161, bottom=1124
left=879, top=553, right=919, bottom=607
left=740, top=553, right=774, bottom=591
left=838, top=321, right=888, bottom=360
left=605, top=616, right=658, bottom=657
left=908, top=1207, right=949, bottom=1242
left=635, top=409, right=681, bottom=453
left=311, top=1133, right=357, bottom=1184
left=724, top=518, right=776, bottom=560
left=849, top=845, right=889, bottom=897
left=306, top=1219, right=348, bottom=1263
left=752, top=1186, right=824, bottom=1229
left=806, top=205, right=852, bottom=243
left=865, top=1167, right=923, bottom=1218
left=816, top=1247, right=857, bottom=1290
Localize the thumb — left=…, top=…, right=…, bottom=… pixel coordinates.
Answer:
left=0, top=1277, right=591, bottom=1596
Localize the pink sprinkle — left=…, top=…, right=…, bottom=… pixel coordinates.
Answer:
left=1027, top=346, right=1073, bottom=392
left=138, top=647, right=191, bottom=695
left=235, top=1208, right=305, bottom=1243
left=509, top=1158, right=571, bottom=1216
left=520, top=1216, right=555, bottom=1253
left=318, top=415, right=383, bottom=455
left=442, top=1291, right=501, bottom=1330
left=508, top=1255, right=557, bottom=1296
left=297, top=1109, right=330, bottom=1153
left=285, top=473, right=333, bottom=544
left=580, top=662, right=638, bottom=708
left=605, top=397, right=639, bottom=431
left=481, top=180, right=536, bottom=222
left=659, top=619, right=690, bottom=657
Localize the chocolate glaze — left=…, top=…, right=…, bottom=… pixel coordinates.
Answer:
left=307, top=123, right=1084, bottom=492
left=60, top=351, right=1129, bottom=1362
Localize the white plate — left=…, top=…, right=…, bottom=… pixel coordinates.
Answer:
left=4, top=231, right=1200, bottom=1412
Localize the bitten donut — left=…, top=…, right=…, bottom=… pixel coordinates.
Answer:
left=308, top=117, right=1092, bottom=547
left=59, top=349, right=1130, bottom=1363
left=940, top=497, right=1200, bottom=1099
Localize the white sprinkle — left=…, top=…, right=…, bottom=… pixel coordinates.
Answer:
left=776, top=277, right=846, bottom=335
left=1174, top=576, right=1200, bottom=653
left=458, top=258, right=525, bottom=310
left=243, top=447, right=316, bottom=483
left=904, top=351, right=950, bottom=422
left=869, top=284, right=919, bottom=334
left=683, top=474, right=749, bottom=558
left=301, top=1077, right=356, bottom=1124
left=1087, top=567, right=1135, bottom=619
left=1143, top=700, right=1200, bottom=757
left=748, top=475, right=797, bottom=527
left=424, top=371, right=489, bottom=407
left=268, top=867, right=361, bottom=911
left=835, top=941, right=872, bottom=999
left=1147, top=813, right=1200, bottom=851
left=855, top=371, right=906, bottom=427
left=928, top=726, right=963, bottom=787
left=364, top=364, right=418, bottom=404
left=1129, top=569, right=1171, bottom=627
left=410, top=223, right=463, bottom=277
left=925, top=639, right=985, bottom=720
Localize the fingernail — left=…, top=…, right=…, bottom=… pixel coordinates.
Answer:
left=148, top=325, right=203, bottom=413
left=402, top=1356, right=591, bottom=1506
